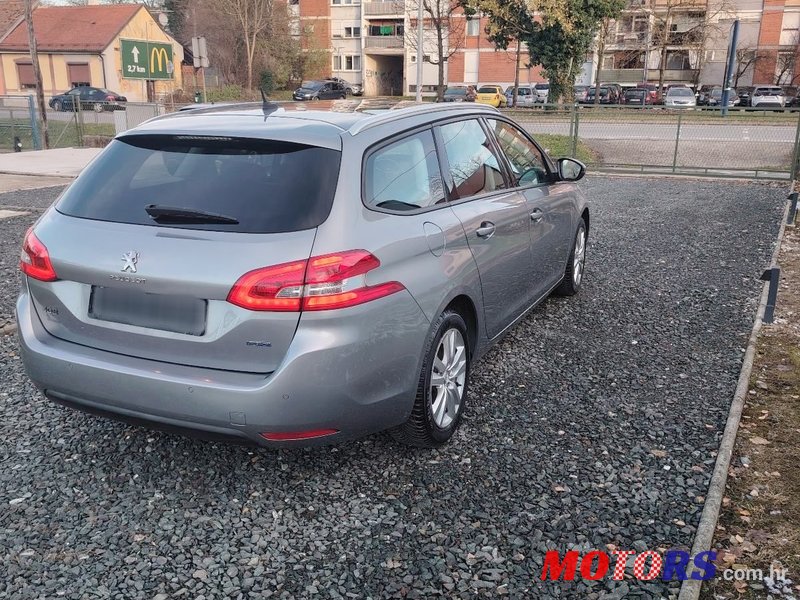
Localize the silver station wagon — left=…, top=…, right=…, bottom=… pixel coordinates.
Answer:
left=17, top=101, right=589, bottom=447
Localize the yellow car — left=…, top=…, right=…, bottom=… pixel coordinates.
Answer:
left=475, top=85, right=507, bottom=108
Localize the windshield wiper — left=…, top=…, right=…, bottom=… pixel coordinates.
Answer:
left=145, top=205, right=239, bottom=225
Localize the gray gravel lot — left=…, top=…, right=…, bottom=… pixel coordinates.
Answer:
left=0, top=177, right=784, bottom=599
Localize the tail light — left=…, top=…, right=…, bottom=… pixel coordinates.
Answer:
left=19, top=228, right=57, bottom=281
left=227, top=250, right=404, bottom=312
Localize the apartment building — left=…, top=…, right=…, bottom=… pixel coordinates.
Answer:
left=595, top=0, right=799, bottom=88
left=295, top=0, right=545, bottom=96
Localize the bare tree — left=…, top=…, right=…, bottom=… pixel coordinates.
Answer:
left=404, top=0, right=467, bottom=101
left=24, top=0, right=48, bottom=149
left=733, top=46, right=759, bottom=87
left=214, top=0, right=274, bottom=90
left=593, top=18, right=612, bottom=105
left=774, top=33, right=800, bottom=85
left=649, top=0, right=730, bottom=91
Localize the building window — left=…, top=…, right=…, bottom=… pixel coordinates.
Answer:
left=466, top=19, right=480, bottom=36
left=67, top=63, right=91, bottom=87
left=369, top=23, right=402, bottom=36
left=335, top=55, right=361, bottom=71
left=665, top=50, right=691, bottom=70
left=781, top=11, right=800, bottom=45
left=16, top=62, right=36, bottom=89
left=344, top=26, right=361, bottom=38
left=332, top=0, right=359, bottom=4
left=776, top=51, right=795, bottom=84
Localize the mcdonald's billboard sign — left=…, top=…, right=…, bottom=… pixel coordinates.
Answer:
left=121, top=39, right=174, bottom=80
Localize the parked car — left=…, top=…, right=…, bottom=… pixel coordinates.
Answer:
left=17, top=102, right=589, bottom=448
left=326, top=77, right=363, bottom=96
left=585, top=85, right=622, bottom=104
left=695, top=84, right=715, bottom=106
left=749, top=86, right=785, bottom=108
left=664, top=86, right=696, bottom=108
left=638, top=83, right=661, bottom=105
left=623, top=87, right=651, bottom=106
left=573, top=85, right=589, bottom=103
left=533, top=82, right=550, bottom=103
left=736, top=86, right=754, bottom=107
left=704, top=87, right=738, bottom=107
left=49, top=86, right=127, bottom=112
left=442, top=86, right=476, bottom=102
left=475, top=85, right=507, bottom=107
left=293, top=80, right=347, bottom=101
left=505, top=85, right=536, bottom=107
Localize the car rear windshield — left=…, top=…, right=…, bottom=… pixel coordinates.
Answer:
left=669, top=88, right=694, bottom=97
left=478, top=87, right=498, bottom=93
left=56, top=135, right=341, bottom=233
left=445, top=88, right=466, bottom=95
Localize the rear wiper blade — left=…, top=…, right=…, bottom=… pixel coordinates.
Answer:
left=145, top=204, right=239, bottom=225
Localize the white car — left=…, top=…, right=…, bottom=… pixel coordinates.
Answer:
left=664, top=87, right=696, bottom=108
left=534, top=83, right=550, bottom=103
left=750, top=86, right=785, bottom=108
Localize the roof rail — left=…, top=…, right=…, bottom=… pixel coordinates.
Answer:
left=348, top=102, right=499, bottom=136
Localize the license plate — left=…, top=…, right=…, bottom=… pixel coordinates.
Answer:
left=89, top=286, right=207, bottom=336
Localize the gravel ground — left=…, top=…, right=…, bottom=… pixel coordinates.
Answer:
left=0, top=177, right=785, bottom=599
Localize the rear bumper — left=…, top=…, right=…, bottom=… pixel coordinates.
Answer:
left=16, top=288, right=430, bottom=447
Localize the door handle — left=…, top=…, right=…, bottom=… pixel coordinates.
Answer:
left=530, top=209, right=544, bottom=223
left=476, top=222, right=496, bottom=238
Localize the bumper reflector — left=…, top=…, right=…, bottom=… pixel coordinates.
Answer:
left=260, top=429, right=339, bottom=442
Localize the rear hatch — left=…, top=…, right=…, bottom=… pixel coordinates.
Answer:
left=28, top=133, right=341, bottom=374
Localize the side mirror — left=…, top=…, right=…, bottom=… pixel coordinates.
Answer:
left=557, top=157, right=586, bottom=182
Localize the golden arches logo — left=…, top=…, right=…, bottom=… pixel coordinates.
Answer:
left=150, top=46, right=169, bottom=73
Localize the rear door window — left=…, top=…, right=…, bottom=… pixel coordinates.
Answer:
left=438, top=119, right=507, bottom=199
left=364, top=129, right=445, bottom=212
left=56, top=135, right=342, bottom=233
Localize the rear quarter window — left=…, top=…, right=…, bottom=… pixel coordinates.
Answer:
left=56, top=135, right=341, bottom=233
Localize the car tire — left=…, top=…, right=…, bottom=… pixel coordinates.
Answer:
left=53, top=100, right=62, bottom=112
left=555, top=220, right=587, bottom=296
left=391, top=310, right=470, bottom=448
left=312, top=96, right=320, bottom=101
left=93, top=102, right=104, bottom=113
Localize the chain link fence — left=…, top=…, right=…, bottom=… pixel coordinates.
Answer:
left=511, top=105, right=800, bottom=180
left=4, top=95, right=800, bottom=181
left=0, top=95, right=162, bottom=152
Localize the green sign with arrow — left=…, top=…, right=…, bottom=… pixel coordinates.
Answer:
left=121, top=38, right=174, bottom=80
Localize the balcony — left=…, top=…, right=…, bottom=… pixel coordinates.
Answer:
left=364, top=36, right=404, bottom=49
left=600, top=68, right=698, bottom=83
left=363, top=1, right=404, bottom=16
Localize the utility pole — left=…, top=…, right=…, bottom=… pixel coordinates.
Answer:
left=24, top=0, right=48, bottom=149
left=416, top=0, right=424, bottom=102
left=721, top=19, right=739, bottom=116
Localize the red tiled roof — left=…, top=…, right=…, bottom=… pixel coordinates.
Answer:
left=0, top=1, right=26, bottom=41
left=0, top=4, right=143, bottom=53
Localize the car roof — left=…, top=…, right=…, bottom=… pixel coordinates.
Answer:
left=125, top=100, right=500, bottom=150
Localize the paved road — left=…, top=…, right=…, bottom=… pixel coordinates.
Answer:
left=0, top=177, right=785, bottom=599
left=522, top=121, right=797, bottom=143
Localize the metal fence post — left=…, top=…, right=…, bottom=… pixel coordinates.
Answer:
left=571, top=107, right=580, bottom=159
left=28, top=95, right=41, bottom=150
left=672, top=112, right=683, bottom=173
left=790, top=110, right=800, bottom=182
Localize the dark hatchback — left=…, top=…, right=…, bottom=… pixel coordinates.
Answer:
left=293, top=80, right=347, bottom=101
left=49, top=86, right=127, bottom=112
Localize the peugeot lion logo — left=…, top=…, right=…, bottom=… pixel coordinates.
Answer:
left=121, top=251, right=139, bottom=273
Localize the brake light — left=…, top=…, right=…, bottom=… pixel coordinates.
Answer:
left=227, top=250, right=404, bottom=312
left=19, top=228, right=57, bottom=281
